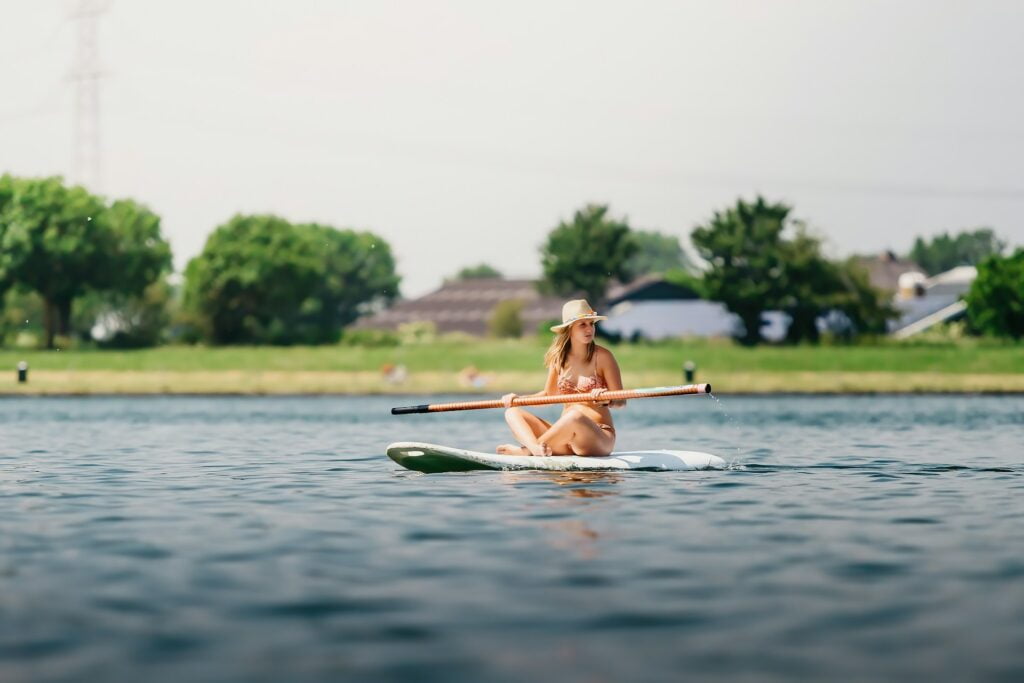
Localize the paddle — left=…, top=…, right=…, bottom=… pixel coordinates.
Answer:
left=391, top=383, right=711, bottom=415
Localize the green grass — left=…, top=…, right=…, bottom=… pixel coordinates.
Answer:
left=2, top=337, right=1022, bottom=374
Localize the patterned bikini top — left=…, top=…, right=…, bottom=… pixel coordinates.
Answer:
left=557, top=372, right=608, bottom=395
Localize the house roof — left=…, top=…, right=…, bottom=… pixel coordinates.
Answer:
left=605, top=275, right=700, bottom=306
left=853, top=251, right=925, bottom=293
left=353, top=278, right=566, bottom=336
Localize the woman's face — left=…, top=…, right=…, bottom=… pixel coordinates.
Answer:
left=570, top=319, right=596, bottom=345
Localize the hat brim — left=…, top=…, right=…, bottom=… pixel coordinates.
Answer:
left=550, top=314, right=608, bottom=332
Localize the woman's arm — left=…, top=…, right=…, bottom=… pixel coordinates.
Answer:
left=503, top=366, right=558, bottom=407
left=596, top=347, right=626, bottom=408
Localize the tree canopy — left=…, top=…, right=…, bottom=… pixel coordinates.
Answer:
left=691, top=197, right=790, bottom=344
left=908, top=228, right=1006, bottom=275
left=625, top=230, right=692, bottom=278
left=0, top=175, right=171, bottom=348
left=540, top=204, right=637, bottom=305
left=183, top=214, right=399, bottom=345
left=965, top=249, right=1024, bottom=339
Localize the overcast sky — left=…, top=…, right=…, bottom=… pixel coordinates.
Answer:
left=2, top=0, right=1022, bottom=297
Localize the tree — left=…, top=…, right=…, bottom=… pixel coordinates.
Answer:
left=183, top=214, right=400, bottom=345
left=0, top=177, right=171, bottom=349
left=299, top=222, right=401, bottom=339
left=451, top=263, right=503, bottom=281
left=908, top=228, right=1007, bottom=275
left=692, top=198, right=895, bottom=345
left=540, top=204, right=637, bottom=305
left=690, top=197, right=790, bottom=345
left=0, top=176, right=108, bottom=347
left=776, top=226, right=839, bottom=344
left=965, top=249, right=1024, bottom=339
left=625, top=230, right=692, bottom=278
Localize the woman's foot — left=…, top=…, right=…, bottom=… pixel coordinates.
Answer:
left=496, top=443, right=552, bottom=456
left=527, top=442, right=553, bottom=457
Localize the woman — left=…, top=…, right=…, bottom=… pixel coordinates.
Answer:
left=496, top=299, right=625, bottom=457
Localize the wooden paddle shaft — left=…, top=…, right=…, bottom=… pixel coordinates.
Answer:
left=391, top=383, right=711, bottom=415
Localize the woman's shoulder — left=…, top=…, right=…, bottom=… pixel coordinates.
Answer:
left=593, top=345, right=617, bottom=362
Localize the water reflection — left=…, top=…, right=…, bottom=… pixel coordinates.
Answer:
left=501, top=471, right=622, bottom=559
left=499, top=470, right=623, bottom=498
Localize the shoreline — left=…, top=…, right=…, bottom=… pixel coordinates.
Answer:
left=4, top=370, right=1024, bottom=395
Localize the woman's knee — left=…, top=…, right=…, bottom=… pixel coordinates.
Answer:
left=504, top=407, right=525, bottom=423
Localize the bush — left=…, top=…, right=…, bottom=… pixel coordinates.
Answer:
left=398, top=321, right=437, bottom=344
left=965, top=249, right=1024, bottom=339
left=339, top=328, right=400, bottom=347
left=489, top=299, right=524, bottom=338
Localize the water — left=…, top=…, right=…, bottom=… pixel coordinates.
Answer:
left=1, top=394, right=1022, bottom=682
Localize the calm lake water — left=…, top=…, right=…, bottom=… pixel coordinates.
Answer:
left=1, top=394, right=1022, bottom=682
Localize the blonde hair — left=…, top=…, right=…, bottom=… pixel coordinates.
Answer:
left=544, top=325, right=595, bottom=371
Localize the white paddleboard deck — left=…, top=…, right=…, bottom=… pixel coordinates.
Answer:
left=387, top=442, right=726, bottom=473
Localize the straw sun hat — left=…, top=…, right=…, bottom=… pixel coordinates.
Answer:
left=550, top=299, right=608, bottom=332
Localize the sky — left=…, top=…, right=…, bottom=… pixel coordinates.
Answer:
left=2, top=0, right=1023, bottom=297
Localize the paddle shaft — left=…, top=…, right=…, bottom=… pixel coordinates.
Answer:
left=391, top=383, right=711, bottom=415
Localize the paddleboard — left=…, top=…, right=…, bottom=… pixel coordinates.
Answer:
left=387, top=441, right=726, bottom=474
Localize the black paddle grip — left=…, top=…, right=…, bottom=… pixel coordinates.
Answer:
left=391, top=404, right=430, bottom=415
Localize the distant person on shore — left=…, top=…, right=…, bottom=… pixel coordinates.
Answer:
left=496, top=300, right=624, bottom=457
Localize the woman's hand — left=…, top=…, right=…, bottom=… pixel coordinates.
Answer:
left=590, top=388, right=609, bottom=406
left=501, top=393, right=519, bottom=408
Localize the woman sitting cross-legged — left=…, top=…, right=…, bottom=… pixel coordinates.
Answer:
left=496, top=299, right=625, bottom=457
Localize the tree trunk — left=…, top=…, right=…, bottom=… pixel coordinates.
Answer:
left=43, top=297, right=56, bottom=349
left=42, top=297, right=74, bottom=349
left=738, top=311, right=764, bottom=346
left=785, top=310, right=820, bottom=345
left=57, top=298, right=73, bottom=339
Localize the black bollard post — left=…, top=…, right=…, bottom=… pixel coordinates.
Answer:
left=17, top=361, right=28, bottom=383
left=683, top=360, right=696, bottom=384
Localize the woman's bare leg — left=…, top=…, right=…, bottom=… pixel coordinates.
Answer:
left=497, top=408, right=553, bottom=455
left=537, top=410, right=615, bottom=456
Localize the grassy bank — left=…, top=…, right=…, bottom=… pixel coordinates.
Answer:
left=2, top=338, right=1023, bottom=394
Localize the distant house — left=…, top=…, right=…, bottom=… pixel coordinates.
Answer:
left=601, top=275, right=787, bottom=341
left=890, top=266, right=976, bottom=338
left=353, top=278, right=565, bottom=336
left=849, top=251, right=977, bottom=337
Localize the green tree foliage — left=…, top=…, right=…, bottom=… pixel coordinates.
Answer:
left=625, top=230, right=692, bottom=278
left=72, top=280, right=176, bottom=348
left=692, top=198, right=895, bottom=345
left=0, top=175, right=16, bottom=300
left=183, top=214, right=399, bottom=345
left=451, top=263, right=503, bottom=280
left=830, top=259, right=897, bottom=339
left=691, top=197, right=790, bottom=345
left=540, top=204, right=637, bottom=305
left=965, top=249, right=1024, bottom=339
left=0, top=288, right=44, bottom=347
left=908, top=228, right=1006, bottom=275
left=0, top=176, right=171, bottom=349
left=488, top=299, right=524, bottom=338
